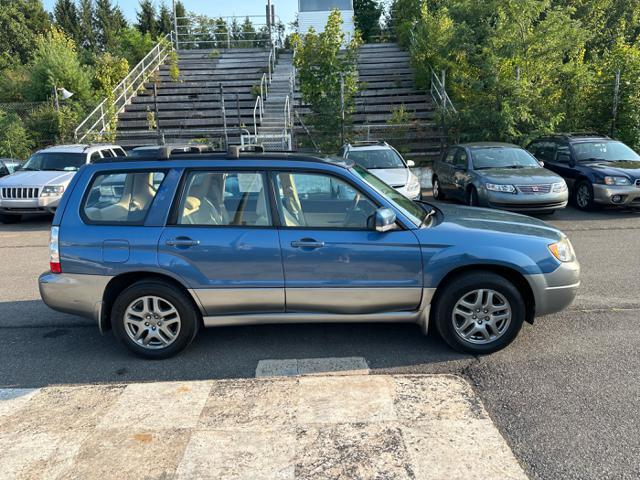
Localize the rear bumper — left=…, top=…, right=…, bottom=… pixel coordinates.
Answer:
left=526, top=260, right=580, bottom=317
left=39, top=272, right=113, bottom=326
left=593, top=184, right=640, bottom=206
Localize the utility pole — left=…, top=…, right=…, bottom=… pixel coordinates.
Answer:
left=266, top=0, right=274, bottom=46
left=611, top=69, right=621, bottom=137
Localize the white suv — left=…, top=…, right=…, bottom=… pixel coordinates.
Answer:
left=338, top=141, right=422, bottom=200
left=0, top=144, right=126, bottom=223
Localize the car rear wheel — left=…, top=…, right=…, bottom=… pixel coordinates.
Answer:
left=433, top=272, right=525, bottom=354
left=573, top=180, right=596, bottom=211
left=0, top=214, right=22, bottom=224
left=112, top=280, right=200, bottom=359
left=432, top=177, right=445, bottom=200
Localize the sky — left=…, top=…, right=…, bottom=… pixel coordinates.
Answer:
left=42, top=0, right=300, bottom=26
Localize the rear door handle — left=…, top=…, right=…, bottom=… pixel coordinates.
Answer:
left=166, top=237, right=200, bottom=247
left=291, top=239, right=325, bottom=249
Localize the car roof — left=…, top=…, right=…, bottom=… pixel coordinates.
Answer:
left=92, top=152, right=355, bottom=169
left=457, top=142, right=520, bottom=149
left=346, top=145, right=391, bottom=151
left=36, top=144, right=123, bottom=154
left=535, top=133, right=612, bottom=143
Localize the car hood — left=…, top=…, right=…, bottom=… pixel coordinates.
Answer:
left=369, top=168, right=411, bottom=187
left=580, top=160, right=640, bottom=177
left=477, top=167, right=563, bottom=184
left=0, top=170, right=76, bottom=187
left=429, top=202, right=563, bottom=242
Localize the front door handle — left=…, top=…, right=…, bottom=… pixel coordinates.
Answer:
left=291, top=239, right=325, bottom=249
left=166, top=237, right=200, bottom=247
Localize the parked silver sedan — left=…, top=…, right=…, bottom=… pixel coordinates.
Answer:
left=432, top=143, right=568, bottom=213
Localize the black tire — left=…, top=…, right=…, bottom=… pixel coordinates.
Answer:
left=0, top=214, right=21, bottom=224
left=433, top=272, right=526, bottom=355
left=573, top=180, right=596, bottom=211
left=432, top=176, right=445, bottom=200
left=466, top=186, right=480, bottom=207
left=111, top=280, right=200, bottom=359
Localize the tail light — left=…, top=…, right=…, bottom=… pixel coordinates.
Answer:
left=49, top=226, right=61, bottom=274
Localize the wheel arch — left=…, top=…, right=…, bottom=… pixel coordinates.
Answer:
left=100, top=271, right=203, bottom=333
left=430, top=265, right=536, bottom=325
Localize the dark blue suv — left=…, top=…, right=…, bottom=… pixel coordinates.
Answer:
left=39, top=151, right=580, bottom=358
left=527, top=134, right=640, bottom=210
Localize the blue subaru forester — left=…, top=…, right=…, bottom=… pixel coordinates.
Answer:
left=39, top=149, right=580, bottom=358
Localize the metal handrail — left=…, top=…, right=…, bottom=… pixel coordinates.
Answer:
left=284, top=95, right=291, bottom=138
left=260, top=73, right=268, bottom=101
left=75, top=33, right=173, bottom=142
left=268, top=46, right=276, bottom=84
left=430, top=67, right=457, bottom=114
left=253, top=96, right=263, bottom=135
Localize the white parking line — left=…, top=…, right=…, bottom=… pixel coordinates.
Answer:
left=256, top=356, right=370, bottom=377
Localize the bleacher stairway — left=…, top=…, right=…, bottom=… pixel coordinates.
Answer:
left=116, top=48, right=271, bottom=147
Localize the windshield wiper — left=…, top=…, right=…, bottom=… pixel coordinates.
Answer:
left=580, top=157, right=609, bottom=162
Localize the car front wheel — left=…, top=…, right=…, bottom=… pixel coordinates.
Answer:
left=112, top=280, right=200, bottom=359
left=573, top=180, right=595, bottom=211
left=433, top=272, right=525, bottom=354
left=432, top=177, right=445, bottom=200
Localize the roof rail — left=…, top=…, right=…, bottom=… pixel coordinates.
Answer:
left=551, top=132, right=609, bottom=139
left=228, top=144, right=265, bottom=159
left=348, top=140, right=387, bottom=147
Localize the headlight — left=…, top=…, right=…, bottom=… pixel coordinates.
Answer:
left=552, top=181, right=568, bottom=193
left=549, top=237, right=576, bottom=263
left=485, top=183, right=516, bottom=194
left=603, top=176, right=631, bottom=186
left=41, top=185, right=65, bottom=197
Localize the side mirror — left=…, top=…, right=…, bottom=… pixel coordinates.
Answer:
left=406, top=160, right=416, bottom=167
left=538, top=160, right=545, bottom=167
left=569, top=157, right=577, bottom=167
left=374, top=207, right=397, bottom=233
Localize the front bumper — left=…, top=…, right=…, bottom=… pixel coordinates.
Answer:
left=396, top=184, right=422, bottom=200
left=0, top=196, right=62, bottom=215
left=481, top=189, right=568, bottom=212
left=39, top=272, right=113, bottom=327
left=526, top=259, right=580, bottom=317
left=592, top=184, right=640, bottom=206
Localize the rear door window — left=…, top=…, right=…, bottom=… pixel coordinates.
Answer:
left=83, top=171, right=166, bottom=224
left=176, top=171, right=271, bottom=227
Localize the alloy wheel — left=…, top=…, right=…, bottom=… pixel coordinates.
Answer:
left=576, top=184, right=591, bottom=208
left=452, top=289, right=512, bottom=345
left=433, top=179, right=440, bottom=198
left=124, top=296, right=182, bottom=350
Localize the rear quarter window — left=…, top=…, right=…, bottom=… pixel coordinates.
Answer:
left=82, top=171, right=166, bottom=224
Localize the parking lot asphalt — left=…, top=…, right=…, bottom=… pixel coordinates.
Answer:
left=0, top=203, right=639, bottom=480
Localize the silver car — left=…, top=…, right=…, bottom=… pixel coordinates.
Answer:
left=0, top=144, right=126, bottom=223
left=338, top=141, right=422, bottom=200
left=432, top=142, right=569, bottom=213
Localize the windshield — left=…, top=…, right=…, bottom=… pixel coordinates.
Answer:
left=348, top=149, right=406, bottom=169
left=573, top=141, right=640, bottom=162
left=352, top=165, right=425, bottom=226
left=471, top=147, right=540, bottom=169
left=22, top=152, right=86, bottom=172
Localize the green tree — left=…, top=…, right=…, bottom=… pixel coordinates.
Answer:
left=137, top=0, right=157, bottom=37
left=95, top=0, right=128, bottom=52
left=54, top=0, right=80, bottom=44
left=240, top=17, right=256, bottom=48
left=0, top=110, right=32, bottom=159
left=354, top=0, right=383, bottom=42
left=0, top=0, right=51, bottom=71
left=230, top=17, right=242, bottom=48
left=157, top=2, right=173, bottom=35
left=26, top=27, right=93, bottom=106
left=292, top=10, right=362, bottom=151
left=386, top=0, right=423, bottom=45
left=114, top=26, right=155, bottom=66
left=78, top=0, right=96, bottom=51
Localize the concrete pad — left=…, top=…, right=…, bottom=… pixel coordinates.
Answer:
left=402, top=419, right=528, bottom=480
left=0, top=388, right=40, bottom=421
left=175, top=429, right=296, bottom=480
left=0, top=430, right=87, bottom=480
left=394, top=375, right=488, bottom=422
left=295, top=423, right=413, bottom=480
left=298, top=376, right=396, bottom=424
left=1, top=385, right=123, bottom=434
left=98, top=381, right=212, bottom=431
left=255, top=359, right=299, bottom=377
left=59, top=428, right=191, bottom=480
left=198, top=378, right=297, bottom=431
